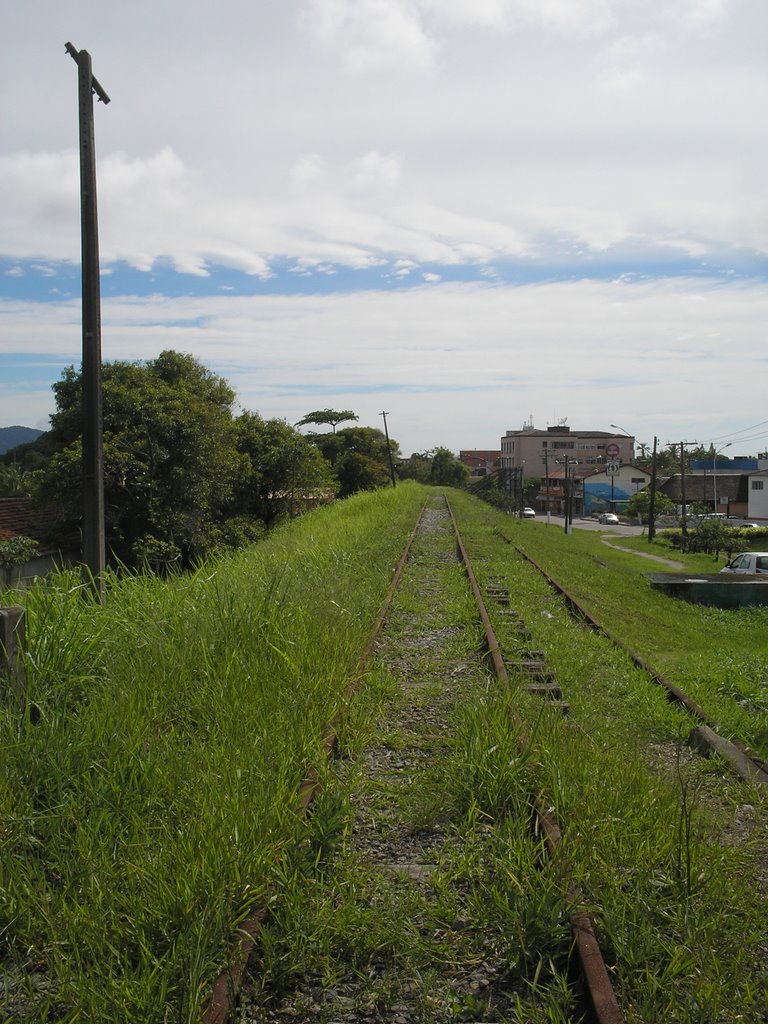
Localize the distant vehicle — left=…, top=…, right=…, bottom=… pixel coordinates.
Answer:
left=720, top=552, right=768, bottom=574
left=522, top=507, right=536, bottom=519
left=598, top=512, right=620, bottom=525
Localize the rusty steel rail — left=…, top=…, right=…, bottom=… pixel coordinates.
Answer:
left=202, top=507, right=425, bottom=1024
left=499, top=529, right=768, bottom=789
left=446, top=498, right=626, bottom=1024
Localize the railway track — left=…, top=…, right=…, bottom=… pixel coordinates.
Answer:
left=494, top=527, right=768, bottom=789
left=207, top=496, right=622, bottom=1024
left=205, top=492, right=766, bottom=1024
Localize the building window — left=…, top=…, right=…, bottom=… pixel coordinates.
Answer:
left=753, top=480, right=764, bottom=490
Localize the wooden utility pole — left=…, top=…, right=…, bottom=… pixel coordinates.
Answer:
left=380, top=412, right=397, bottom=488
left=647, top=436, right=658, bottom=543
left=66, top=43, right=110, bottom=603
left=0, top=607, right=26, bottom=711
left=680, top=442, right=688, bottom=539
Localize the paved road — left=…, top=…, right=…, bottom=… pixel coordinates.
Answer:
left=524, top=514, right=646, bottom=537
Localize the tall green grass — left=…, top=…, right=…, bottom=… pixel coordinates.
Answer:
left=447, top=491, right=768, bottom=1022
left=472, top=502, right=768, bottom=757
left=0, top=484, right=425, bottom=1022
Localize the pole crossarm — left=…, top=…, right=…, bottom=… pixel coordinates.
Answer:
left=65, top=42, right=111, bottom=103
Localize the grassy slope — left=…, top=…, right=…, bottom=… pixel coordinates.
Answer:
left=489, top=511, right=768, bottom=757
left=0, top=484, right=425, bottom=1022
left=447, top=491, right=768, bottom=1023
left=2, top=486, right=766, bottom=1022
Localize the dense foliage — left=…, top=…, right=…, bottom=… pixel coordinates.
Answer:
left=398, top=446, right=469, bottom=487
left=23, top=353, right=400, bottom=565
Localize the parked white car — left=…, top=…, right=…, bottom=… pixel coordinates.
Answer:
left=522, top=507, right=536, bottom=519
left=598, top=512, right=619, bottom=525
left=720, top=552, right=768, bottom=574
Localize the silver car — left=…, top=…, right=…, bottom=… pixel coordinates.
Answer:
left=720, top=552, right=768, bottom=574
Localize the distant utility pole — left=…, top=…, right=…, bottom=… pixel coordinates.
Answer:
left=66, top=42, right=110, bottom=603
left=540, top=446, right=551, bottom=526
left=380, top=412, right=397, bottom=487
left=647, top=436, right=658, bottom=543
left=670, top=440, right=697, bottom=540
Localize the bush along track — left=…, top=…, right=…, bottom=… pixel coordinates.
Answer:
left=0, top=484, right=427, bottom=1023
left=238, top=496, right=615, bottom=1024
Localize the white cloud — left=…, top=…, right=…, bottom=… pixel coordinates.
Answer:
left=346, top=150, right=401, bottom=189
left=3, top=277, right=768, bottom=454
left=2, top=0, right=767, bottom=458
left=290, top=153, right=326, bottom=187
left=0, top=1, right=764, bottom=279
left=301, top=0, right=437, bottom=71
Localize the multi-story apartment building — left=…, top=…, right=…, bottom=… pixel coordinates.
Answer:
left=500, top=425, right=635, bottom=515
left=500, top=425, right=634, bottom=477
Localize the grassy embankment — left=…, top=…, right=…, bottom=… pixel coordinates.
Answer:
left=2, top=485, right=766, bottom=1022
left=497, top=509, right=768, bottom=756
left=0, top=483, right=425, bottom=1022
left=446, top=491, right=767, bottom=1022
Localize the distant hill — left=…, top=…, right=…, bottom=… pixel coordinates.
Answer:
left=0, top=425, right=44, bottom=455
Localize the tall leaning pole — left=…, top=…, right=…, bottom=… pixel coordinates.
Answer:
left=65, top=43, right=110, bottom=603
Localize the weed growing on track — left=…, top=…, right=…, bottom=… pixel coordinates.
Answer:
left=447, top=490, right=768, bottom=1023
left=245, top=498, right=583, bottom=1024
left=0, top=484, right=426, bottom=1022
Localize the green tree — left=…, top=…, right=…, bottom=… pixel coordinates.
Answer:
left=34, top=352, right=243, bottom=563
left=625, top=488, right=675, bottom=523
left=398, top=451, right=433, bottom=483
left=336, top=451, right=392, bottom=497
left=0, top=463, right=35, bottom=497
left=296, top=409, right=359, bottom=433
left=230, top=413, right=332, bottom=526
left=429, top=447, right=469, bottom=487
left=310, top=425, right=400, bottom=497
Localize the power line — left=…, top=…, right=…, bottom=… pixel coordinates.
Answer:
left=706, top=418, right=768, bottom=445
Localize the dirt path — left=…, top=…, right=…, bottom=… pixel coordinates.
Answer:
left=600, top=539, right=685, bottom=569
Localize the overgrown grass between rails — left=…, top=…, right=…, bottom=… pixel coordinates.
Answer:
left=458, top=494, right=768, bottom=758
left=0, top=483, right=426, bottom=1022
left=447, top=490, right=768, bottom=1022
left=247, top=497, right=578, bottom=1023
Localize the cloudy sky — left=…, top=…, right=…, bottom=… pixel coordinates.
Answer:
left=2, top=0, right=768, bottom=457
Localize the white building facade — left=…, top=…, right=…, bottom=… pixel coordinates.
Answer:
left=747, top=467, right=768, bottom=521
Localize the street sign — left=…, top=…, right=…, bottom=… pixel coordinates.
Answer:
left=606, top=460, right=619, bottom=475
left=606, top=443, right=620, bottom=458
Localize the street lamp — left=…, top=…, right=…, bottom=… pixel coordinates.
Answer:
left=608, top=424, right=633, bottom=514
left=609, top=423, right=635, bottom=458
left=712, top=443, right=732, bottom=513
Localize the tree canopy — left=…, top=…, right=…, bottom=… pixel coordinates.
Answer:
left=34, top=353, right=335, bottom=563
left=29, top=359, right=406, bottom=566
left=231, top=412, right=332, bottom=526
left=36, top=353, right=243, bottom=562
left=296, top=409, right=359, bottom=433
